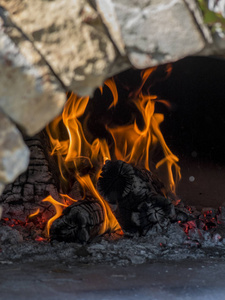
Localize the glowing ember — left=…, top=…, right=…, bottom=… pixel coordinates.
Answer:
left=35, top=236, right=47, bottom=242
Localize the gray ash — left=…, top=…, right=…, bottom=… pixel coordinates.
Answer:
left=1, top=221, right=225, bottom=266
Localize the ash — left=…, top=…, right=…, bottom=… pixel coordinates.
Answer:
left=1, top=222, right=225, bottom=266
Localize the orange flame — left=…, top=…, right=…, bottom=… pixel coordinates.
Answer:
left=104, top=78, right=118, bottom=108
left=46, top=93, right=110, bottom=184
left=42, top=195, right=68, bottom=236
left=44, top=91, right=118, bottom=237
left=28, top=208, right=40, bottom=219
left=76, top=174, right=121, bottom=234
left=43, top=67, right=181, bottom=237
left=106, top=69, right=181, bottom=192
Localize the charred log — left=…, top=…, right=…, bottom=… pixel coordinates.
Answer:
left=131, top=195, right=176, bottom=235
left=0, top=133, right=60, bottom=221
left=50, top=198, right=104, bottom=244
left=97, top=160, right=176, bottom=234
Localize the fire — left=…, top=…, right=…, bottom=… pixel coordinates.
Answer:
left=46, top=93, right=110, bottom=184
left=44, top=92, right=118, bottom=237
left=28, top=208, right=40, bottom=219
left=76, top=174, right=121, bottom=234
left=42, top=195, right=68, bottom=236
left=43, top=67, right=181, bottom=238
left=107, top=69, right=180, bottom=193
left=104, top=78, right=118, bottom=108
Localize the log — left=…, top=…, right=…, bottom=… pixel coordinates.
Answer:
left=0, top=133, right=60, bottom=222
left=131, top=195, right=176, bottom=235
left=50, top=198, right=104, bottom=243
left=97, top=160, right=176, bottom=234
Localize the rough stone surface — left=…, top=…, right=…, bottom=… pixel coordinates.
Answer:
left=0, top=0, right=222, bottom=106
left=184, top=0, right=213, bottom=44
left=1, top=0, right=130, bottom=97
left=95, top=0, right=126, bottom=56
left=111, top=0, right=206, bottom=68
left=0, top=6, right=66, bottom=136
left=0, top=111, right=29, bottom=188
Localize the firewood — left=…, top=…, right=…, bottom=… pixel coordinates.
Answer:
left=50, top=198, right=104, bottom=243
left=0, top=133, right=60, bottom=221
left=131, top=195, right=176, bottom=235
left=97, top=160, right=176, bottom=234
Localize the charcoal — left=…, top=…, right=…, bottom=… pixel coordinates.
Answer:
left=50, top=198, right=104, bottom=243
left=131, top=195, right=176, bottom=235
left=0, top=132, right=60, bottom=221
left=97, top=160, right=176, bottom=234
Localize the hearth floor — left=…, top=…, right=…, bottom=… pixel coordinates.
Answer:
left=0, top=258, right=225, bottom=300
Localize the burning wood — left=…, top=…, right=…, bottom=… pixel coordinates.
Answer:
left=0, top=133, right=60, bottom=222
left=50, top=198, right=104, bottom=243
left=97, top=160, right=176, bottom=234
left=47, top=159, right=177, bottom=243
left=0, top=65, right=190, bottom=244
left=25, top=68, right=181, bottom=242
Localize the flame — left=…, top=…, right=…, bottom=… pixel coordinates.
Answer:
left=104, top=78, right=118, bottom=108
left=43, top=177, right=120, bottom=237
left=42, top=195, right=67, bottom=236
left=46, top=93, right=110, bottom=184
left=76, top=174, right=121, bottom=234
left=43, top=67, right=181, bottom=237
left=106, top=92, right=157, bottom=170
left=28, top=208, right=40, bottom=219
left=44, top=91, right=119, bottom=237
left=106, top=69, right=181, bottom=192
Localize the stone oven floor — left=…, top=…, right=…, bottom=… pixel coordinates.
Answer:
left=1, top=258, right=225, bottom=300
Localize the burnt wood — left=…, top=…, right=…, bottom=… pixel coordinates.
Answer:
left=0, top=132, right=60, bottom=221
left=50, top=198, right=104, bottom=243
left=97, top=160, right=176, bottom=234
